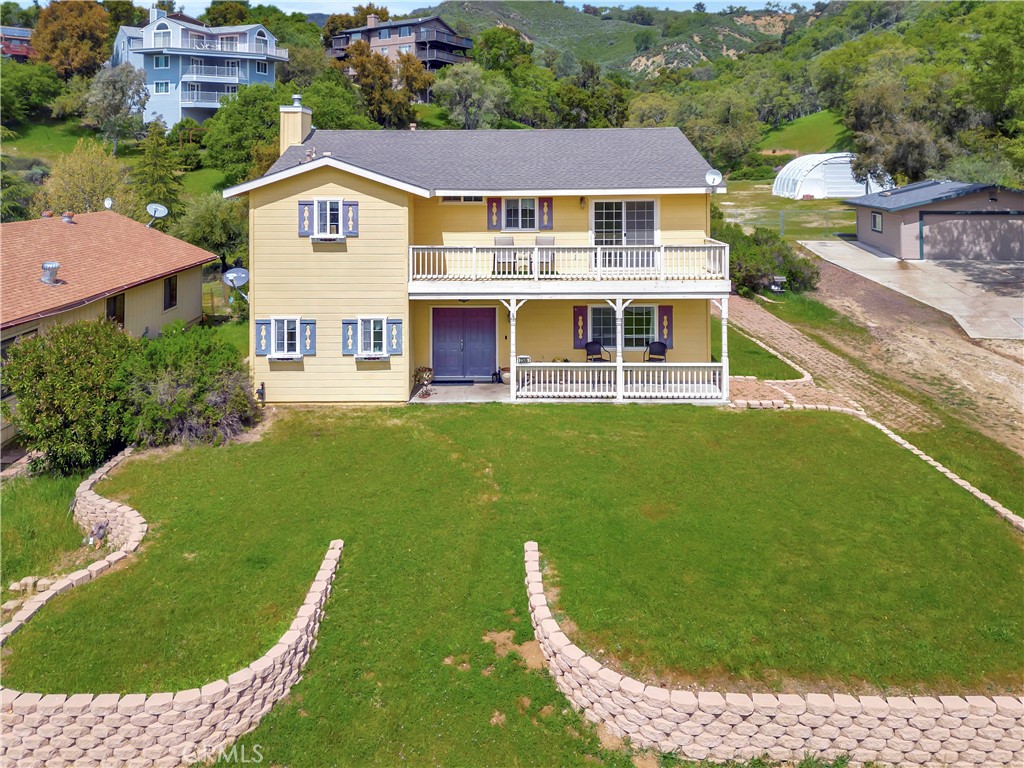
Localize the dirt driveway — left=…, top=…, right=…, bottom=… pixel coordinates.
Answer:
left=803, top=258, right=1023, bottom=454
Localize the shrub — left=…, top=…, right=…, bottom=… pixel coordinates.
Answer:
left=1, top=321, right=141, bottom=475
left=130, top=321, right=257, bottom=447
left=176, top=142, right=202, bottom=171
left=712, top=219, right=820, bottom=297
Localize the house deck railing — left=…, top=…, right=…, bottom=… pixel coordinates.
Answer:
left=180, top=90, right=235, bottom=105
left=410, top=241, right=729, bottom=282
left=182, top=65, right=248, bottom=80
left=515, top=362, right=724, bottom=401
left=140, top=40, right=288, bottom=57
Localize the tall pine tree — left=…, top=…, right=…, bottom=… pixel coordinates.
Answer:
left=132, top=121, right=181, bottom=231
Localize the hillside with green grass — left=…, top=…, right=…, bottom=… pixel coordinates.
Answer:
left=758, top=110, right=854, bottom=156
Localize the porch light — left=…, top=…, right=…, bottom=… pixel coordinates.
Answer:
left=579, top=196, right=586, bottom=209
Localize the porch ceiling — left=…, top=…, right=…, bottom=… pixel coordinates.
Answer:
left=407, top=279, right=732, bottom=300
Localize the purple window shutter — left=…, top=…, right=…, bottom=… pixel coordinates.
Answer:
left=572, top=305, right=588, bottom=349
left=538, top=197, right=553, bottom=230
left=658, top=305, right=673, bottom=349
left=298, top=200, right=313, bottom=237
left=486, top=197, right=502, bottom=230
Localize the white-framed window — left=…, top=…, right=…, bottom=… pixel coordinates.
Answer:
left=378, top=28, right=391, bottom=39
left=254, top=29, right=268, bottom=52
left=153, top=22, right=170, bottom=47
left=358, top=317, right=386, bottom=357
left=379, top=46, right=388, bottom=56
left=315, top=199, right=342, bottom=237
left=220, top=35, right=238, bottom=51
left=153, top=54, right=169, bottom=68
left=225, top=59, right=239, bottom=75
left=870, top=211, right=883, bottom=233
left=224, top=85, right=238, bottom=95
left=589, top=305, right=655, bottom=350
left=398, top=44, right=411, bottom=55
left=256, top=60, right=268, bottom=75
left=504, top=198, right=536, bottom=230
left=271, top=317, right=300, bottom=358
left=154, top=81, right=169, bottom=94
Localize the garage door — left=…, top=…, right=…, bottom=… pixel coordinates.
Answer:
left=922, top=212, right=1024, bottom=261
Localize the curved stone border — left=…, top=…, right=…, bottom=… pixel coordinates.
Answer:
left=0, top=446, right=345, bottom=766
left=0, top=449, right=146, bottom=646
left=524, top=542, right=1024, bottom=767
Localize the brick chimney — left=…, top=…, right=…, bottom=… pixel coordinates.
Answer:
left=366, top=13, right=379, bottom=27
left=279, top=93, right=312, bottom=156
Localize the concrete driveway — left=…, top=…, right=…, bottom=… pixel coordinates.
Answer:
left=800, top=240, right=1024, bottom=340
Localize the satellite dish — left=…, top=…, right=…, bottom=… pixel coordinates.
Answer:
left=145, top=202, right=169, bottom=228
left=104, top=197, right=113, bottom=209
left=705, top=169, right=723, bottom=187
left=222, top=267, right=249, bottom=288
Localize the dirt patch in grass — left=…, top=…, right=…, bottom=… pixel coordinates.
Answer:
left=483, top=630, right=545, bottom=670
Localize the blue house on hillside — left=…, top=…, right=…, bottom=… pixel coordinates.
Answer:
left=111, top=8, right=287, bottom=127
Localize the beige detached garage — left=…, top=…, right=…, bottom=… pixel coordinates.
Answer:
left=845, top=180, right=1024, bottom=261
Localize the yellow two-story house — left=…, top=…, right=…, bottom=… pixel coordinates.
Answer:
left=224, top=96, right=732, bottom=404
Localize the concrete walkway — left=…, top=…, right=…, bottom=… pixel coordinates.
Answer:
left=800, top=240, right=1024, bottom=340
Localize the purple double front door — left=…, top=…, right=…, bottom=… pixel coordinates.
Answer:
left=432, top=308, right=497, bottom=379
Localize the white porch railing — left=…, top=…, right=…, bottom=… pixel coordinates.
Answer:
left=515, top=362, right=724, bottom=400
left=410, top=242, right=729, bottom=282
left=182, top=65, right=248, bottom=80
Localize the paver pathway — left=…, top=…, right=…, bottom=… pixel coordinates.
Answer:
left=723, top=297, right=941, bottom=433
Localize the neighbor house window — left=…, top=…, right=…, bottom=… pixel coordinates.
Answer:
left=504, top=198, right=536, bottom=230
left=2, top=331, right=37, bottom=399
left=379, top=46, right=388, bottom=56
left=378, top=28, right=391, bottom=39
left=399, top=25, right=411, bottom=36
left=106, top=293, right=125, bottom=325
left=256, top=61, right=268, bottom=74
left=272, top=318, right=299, bottom=357
left=153, top=23, right=170, bottom=47
left=315, top=200, right=342, bottom=237
left=163, top=276, right=177, bottom=310
left=871, top=211, right=883, bottom=233
left=358, top=317, right=386, bottom=356
left=589, top=305, right=655, bottom=350
left=153, top=54, right=169, bottom=68
left=154, top=81, right=169, bottom=94
left=441, top=195, right=483, bottom=203
left=398, top=44, right=411, bottom=55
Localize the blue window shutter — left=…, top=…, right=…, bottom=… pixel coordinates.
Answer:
left=298, top=200, right=313, bottom=237
left=254, top=319, right=271, bottom=356
left=486, top=198, right=502, bottom=230
left=658, top=305, right=673, bottom=349
left=538, top=197, right=553, bottom=230
left=386, top=318, right=403, bottom=355
left=300, top=319, right=317, bottom=355
left=341, top=319, right=358, bottom=355
left=343, top=201, right=359, bottom=236
left=572, top=306, right=587, bottom=350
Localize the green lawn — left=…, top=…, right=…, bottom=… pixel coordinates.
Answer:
left=719, top=180, right=857, bottom=240
left=208, top=318, right=248, bottom=357
left=413, top=103, right=453, bottom=129
left=4, top=119, right=97, bottom=165
left=181, top=165, right=227, bottom=197
left=757, top=110, right=853, bottom=155
left=754, top=290, right=871, bottom=344
left=712, top=317, right=801, bottom=380
left=0, top=474, right=85, bottom=600
left=3, top=407, right=1020, bottom=766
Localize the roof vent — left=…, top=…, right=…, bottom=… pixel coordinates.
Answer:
left=41, top=210, right=53, bottom=218
left=40, top=261, right=61, bottom=285
left=61, top=211, right=74, bottom=223
left=410, top=122, right=417, bottom=131
left=292, top=94, right=302, bottom=107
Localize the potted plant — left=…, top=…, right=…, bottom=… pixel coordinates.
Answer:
left=414, top=366, right=434, bottom=385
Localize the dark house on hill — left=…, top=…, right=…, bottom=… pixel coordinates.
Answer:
left=327, top=14, right=471, bottom=71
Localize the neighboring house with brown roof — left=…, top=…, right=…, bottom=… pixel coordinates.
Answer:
left=1, top=211, right=217, bottom=445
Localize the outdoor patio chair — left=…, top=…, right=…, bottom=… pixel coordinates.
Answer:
left=494, top=236, right=517, bottom=275
left=585, top=341, right=611, bottom=363
left=644, top=341, right=668, bottom=363
left=535, top=235, right=555, bottom=273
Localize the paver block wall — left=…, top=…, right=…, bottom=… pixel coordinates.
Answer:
left=524, top=542, right=1024, bottom=767
left=0, top=448, right=344, bottom=767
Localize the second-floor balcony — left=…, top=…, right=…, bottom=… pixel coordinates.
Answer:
left=138, top=39, right=288, bottom=59
left=415, top=29, right=472, bottom=49
left=417, top=48, right=469, bottom=65
left=181, top=65, right=248, bottom=82
left=409, top=240, right=729, bottom=294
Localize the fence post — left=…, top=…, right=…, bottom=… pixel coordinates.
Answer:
left=779, top=211, right=785, bottom=237
left=825, top=210, right=829, bottom=237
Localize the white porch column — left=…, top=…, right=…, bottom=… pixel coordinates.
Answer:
left=720, top=294, right=730, bottom=402
left=500, top=299, right=526, bottom=402
left=606, top=298, right=632, bottom=402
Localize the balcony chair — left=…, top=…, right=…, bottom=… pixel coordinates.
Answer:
left=585, top=341, right=611, bottom=363
left=535, top=235, right=555, bottom=274
left=644, top=341, right=668, bottom=363
left=493, top=235, right=517, bottom=276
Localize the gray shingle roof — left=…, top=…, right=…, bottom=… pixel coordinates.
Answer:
left=265, top=128, right=715, bottom=192
left=844, top=180, right=999, bottom=211
left=332, top=15, right=443, bottom=35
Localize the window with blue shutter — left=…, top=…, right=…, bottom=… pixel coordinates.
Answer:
left=300, top=319, right=317, bottom=355
left=341, top=319, right=358, bottom=355
left=254, top=319, right=271, bottom=356
left=298, top=201, right=313, bottom=237
left=386, top=318, right=403, bottom=355
left=343, top=201, right=359, bottom=236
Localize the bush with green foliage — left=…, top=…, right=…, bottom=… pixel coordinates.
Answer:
left=129, top=321, right=257, bottom=447
left=712, top=209, right=819, bottom=297
left=175, top=142, right=202, bottom=171
left=1, top=321, right=141, bottom=475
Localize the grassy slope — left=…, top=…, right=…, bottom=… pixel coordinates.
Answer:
left=757, top=110, right=854, bottom=155
left=720, top=179, right=857, bottom=239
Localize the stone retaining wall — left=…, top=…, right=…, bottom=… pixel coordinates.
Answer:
left=0, top=447, right=344, bottom=766
left=524, top=542, right=1024, bottom=767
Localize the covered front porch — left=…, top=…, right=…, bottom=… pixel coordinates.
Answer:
left=409, top=295, right=731, bottom=404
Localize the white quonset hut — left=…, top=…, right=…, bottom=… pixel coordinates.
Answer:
left=772, top=152, right=888, bottom=200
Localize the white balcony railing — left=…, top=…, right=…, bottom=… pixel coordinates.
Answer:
left=182, top=65, right=247, bottom=80
left=409, top=241, right=729, bottom=282
left=515, top=362, right=724, bottom=400
left=180, top=90, right=235, bottom=105
left=143, top=39, right=288, bottom=58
